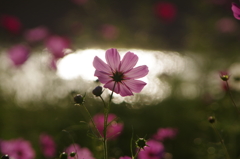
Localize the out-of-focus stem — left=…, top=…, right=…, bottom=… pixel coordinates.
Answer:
left=103, top=82, right=116, bottom=159
left=211, top=124, right=230, bottom=159
left=225, top=81, right=240, bottom=115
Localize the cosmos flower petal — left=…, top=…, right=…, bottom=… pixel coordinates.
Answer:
left=104, top=81, right=120, bottom=94
left=94, top=70, right=111, bottom=84
left=105, top=48, right=121, bottom=71
left=93, top=56, right=112, bottom=73
left=123, top=79, right=147, bottom=93
left=120, top=52, right=138, bottom=72
left=125, top=65, right=149, bottom=79
left=232, top=3, right=240, bottom=20
left=118, top=83, right=133, bottom=96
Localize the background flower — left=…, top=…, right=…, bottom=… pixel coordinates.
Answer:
left=138, top=140, right=165, bottom=159
left=39, top=133, right=56, bottom=158
left=152, top=128, right=178, bottom=141
left=65, top=144, right=95, bottom=159
left=0, top=138, right=35, bottom=159
left=93, top=113, right=123, bottom=139
left=7, top=44, right=30, bottom=66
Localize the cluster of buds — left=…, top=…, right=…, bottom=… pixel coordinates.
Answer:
left=74, top=86, right=103, bottom=104
left=59, top=152, right=76, bottom=159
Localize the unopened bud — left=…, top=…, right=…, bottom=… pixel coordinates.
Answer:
left=70, top=152, right=76, bottom=157
left=208, top=116, right=215, bottom=124
left=59, top=152, right=68, bottom=159
left=219, top=71, right=229, bottom=81
left=135, top=138, right=148, bottom=149
left=1, top=155, right=9, bottom=159
left=92, top=86, right=103, bottom=97
left=74, top=94, right=84, bottom=104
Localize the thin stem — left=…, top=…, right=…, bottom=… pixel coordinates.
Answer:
left=99, top=95, right=106, bottom=108
left=134, top=148, right=141, bottom=159
left=103, top=82, right=116, bottom=159
left=225, top=81, right=240, bottom=115
left=211, top=124, right=230, bottom=159
left=81, top=104, right=102, bottom=139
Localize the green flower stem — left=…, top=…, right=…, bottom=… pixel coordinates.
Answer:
left=99, top=96, right=106, bottom=108
left=103, top=82, right=116, bottom=159
left=211, top=124, right=230, bottom=159
left=134, top=148, right=141, bottom=159
left=81, top=103, right=102, bottom=139
left=225, top=81, right=240, bottom=115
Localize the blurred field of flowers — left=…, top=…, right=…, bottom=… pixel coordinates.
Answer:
left=1, top=0, right=240, bottom=159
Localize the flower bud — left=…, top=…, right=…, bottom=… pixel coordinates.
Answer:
left=1, top=155, right=9, bottom=159
left=74, top=94, right=84, bottom=104
left=135, top=138, right=148, bottom=149
left=219, top=71, right=229, bottom=81
left=92, top=86, right=103, bottom=97
left=59, top=152, right=68, bottom=159
left=208, top=116, right=215, bottom=124
left=70, top=152, right=76, bottom=157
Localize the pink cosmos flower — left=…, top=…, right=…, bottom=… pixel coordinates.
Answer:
left=0, top=138, right=35, bottom=159
left=24, top=26, right=49, bottom=42
left=119, top=156, right=131, bottom=159
left=152, top=128, right=178, bottom=141
left=93, top=48, right=149, bottom=96
left=232, top=3, right=240, bottom=20
left=93, top=113, right=123, bottom=139
left=65, top=144, right=95, bottom=159
left=0, top=15, right=22, bottom=34
left=7, top=44, right=30, bottom=66
left=138, top=140, right=165, bottom=159
left=45, top=35, right=70, bottom=58
left=39, top=133, right=56, bottom=158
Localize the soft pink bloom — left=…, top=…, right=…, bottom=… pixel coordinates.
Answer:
left=0, top=15, right=22, bottom=34
left=24, top=26, right=49, bottom=42
left=119, top=156, right=131, bottom=159
left=93, top=113, right=123, bottom=140
left=138, top=140, right=165, bottom=159
left=39, top=133, right=56, bottom=158
left=232, top=2, right=240, bottom=20
left=93, top=48, right=149, bottom=96
left=100, top=24, right=119, bottom=40
left=0, top=138, right=35, bottom=159
left=216, top=18, right=237, bottom=33
left=154, top=2, right=177, bottom=22
left=152, top=128, right=178, bottom=141
left=45, top=35, right=70, bottom=58
left=8, top=44, right=30, bottom=66
left=65, top=144, right=95, bottom=159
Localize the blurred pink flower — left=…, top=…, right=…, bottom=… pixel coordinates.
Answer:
left=24, top=26, right=49, bottom=42
left=119, top=156, right=131, bottom=159
left=0, top=15, right=22, bottom=34
left=93, top=113, right=123, bottom=139
left=152, top=128, right=178, bottom=141
left=39, top=133, right=56, bottom=158
left=100, top=24, right=119, bottom=40
left=0, top=138, right=35, bottom=159
left=45, top=35, right=70, bottom=58
left=65, top=144, right=95, bottom=159
left=154, top=2, right=177, bottom=22
left=216, top=17, right=237, bottom=33
left=138, top=140, right=165, bottom=159
left=7, top=44, right=30, bottom=66
left=232, top=2, right=240, bottom=20
left=93, top=48, right=148, bottom=96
